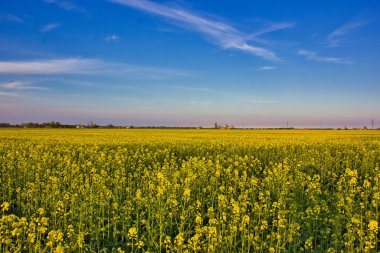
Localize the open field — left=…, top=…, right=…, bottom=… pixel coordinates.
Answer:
left=1, top=129, right=379, bottom=252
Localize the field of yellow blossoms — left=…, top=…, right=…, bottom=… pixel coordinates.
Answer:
left=0, top=129, right=379, bottom=252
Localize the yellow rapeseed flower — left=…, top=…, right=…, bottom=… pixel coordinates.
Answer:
left=368, top=220, right=378, bottom=234
left=128, top=227, right=138, bottom=239
left=1, top=202, right=10, bottom=212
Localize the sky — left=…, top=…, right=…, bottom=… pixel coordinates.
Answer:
left=0, top=0, right=379, bottom=128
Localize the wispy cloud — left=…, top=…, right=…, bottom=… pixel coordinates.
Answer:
left=297, top=50, right=352, bottom=64
left=247, top=21, right=295, bottom=47
left=0, top=14, right=24, bottom=23
left=250, top=22, right=295, bottom=38
left=106, top=34, right=120, bottom=41
left=109, top=0, right=281, bottom=61
left=0, top=81, right=48, bottom=91
left=326, top=18, right=371, bottom=47
left=44, top=0, right=88, bottom=15
left=0, top=58, right=192, bottom=79
left=40, top=23, right=60, bottom=32
left=258, top=66, right=276, bottom=71
left=0, top=91, right=19, bottom=97
left=0, top=58, right=97, bottom=74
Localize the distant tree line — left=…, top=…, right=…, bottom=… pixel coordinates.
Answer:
left=0, top=122, right=378, bottom=130
left=0, top=122, right=130, bottom=129
left=0, top=122, right=98, bottom=128
left=22, top=122, right=75, bottom=128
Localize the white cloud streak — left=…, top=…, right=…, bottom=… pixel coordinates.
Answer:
left=106, top=34, right=120, bottom=41
left=249, top=22, right=295, bottom=38
left=0, top=14, right=24, bottom=23
left=258, top=66, right=276, bottom=71
left=0, top=58, right=99, bottom=74
left=0, top=91, right=19, bottom=97
left=109, top=0, right=280, bottom=61
left=297, top=50, right=352, bottom=64
left=327, top=19, right=371, bottom=47
left=0, top=58, right=192, bottom=79
left=0, top=81, right=48, bottom=91
left=40, top=23, right=60, bottom=32
left=44, top=0, right=88, bottom=15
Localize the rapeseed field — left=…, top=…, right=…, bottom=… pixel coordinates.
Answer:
left=1, top=129, right=379, bottom=252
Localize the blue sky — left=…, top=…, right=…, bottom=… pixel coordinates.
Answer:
left=0, top=0, right=379, bottom=127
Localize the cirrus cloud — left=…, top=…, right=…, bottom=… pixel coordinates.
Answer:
left=326, top=18, right=372, bottom=47
left=297, top=50, right=353, bottom=64
left=0, top=14, right=24, bottom=23
left=0, top=81, right=48, bottom=91
left=106, top=34, right=120, bottom=41
left=109, top=0, right=286, bottom=61
left=0, top=58, right=192, bottom=79
left=258, top=66, right=276, bottom=71
left=40, top=23, right=60, bottom=32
